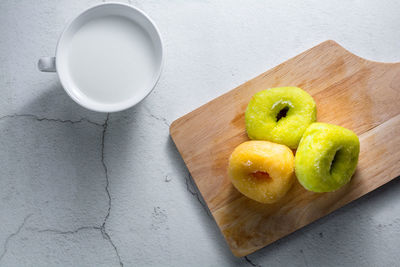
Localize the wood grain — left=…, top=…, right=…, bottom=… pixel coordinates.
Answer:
left=169, top=40, right=400, bottom=257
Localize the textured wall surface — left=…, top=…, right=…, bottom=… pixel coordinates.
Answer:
left=0, top=0, right=399, bottom=266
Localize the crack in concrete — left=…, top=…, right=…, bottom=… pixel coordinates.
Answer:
left=101, top=114, right=111, bottom=228
left=185, top=172, right=212, bottom=218
left=99, top=114, right=124, bottom=267
left=0, top=114, right=103, bottom=127
left=148, top=113, right=170, bottom=127
left=300, top=249, right=309, bottom=267
left=244, top=256, right=262, bottom=267
left=0, top=112, right=123, bottom=265
left=100, top=229, right=123, bottom=266
left=27, top=113, right=122, bottom=266
left=28, top=224, right=123, bottom=266
left=143, top=106, right=170, bottom=127
left=0, top=214, right=32, bottom=262
left=28, top=226, right=101, bottom=235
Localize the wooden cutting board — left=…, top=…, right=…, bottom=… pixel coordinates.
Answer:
left=169, top=40, right=400, bottom=257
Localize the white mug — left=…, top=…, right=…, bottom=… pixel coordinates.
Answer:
left=38, top=3, right=163, bottom=112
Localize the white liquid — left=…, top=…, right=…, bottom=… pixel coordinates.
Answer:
left=67, top=15, right=156, bottom=104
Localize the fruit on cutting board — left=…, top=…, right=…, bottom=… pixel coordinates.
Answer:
left=228, top=140, right=295, bottom=203
left=295, top=123, right=360, bottom=192
left=245, top=87, right=316, bottom=149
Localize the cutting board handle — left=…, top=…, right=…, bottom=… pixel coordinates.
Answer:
left=325, top=40, right=400, bottom=67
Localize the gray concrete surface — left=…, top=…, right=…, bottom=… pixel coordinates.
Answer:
left=0, top=0, right=400, bottom=266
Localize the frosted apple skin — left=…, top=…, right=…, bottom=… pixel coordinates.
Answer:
left=228, top=141, right=295, bottom=204
left=245, top=87, right=316, bottom=149
left=295, top=123, right=360, bottom=193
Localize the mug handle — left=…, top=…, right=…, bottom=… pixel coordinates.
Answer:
left=38, top=57, right=56, bottom=72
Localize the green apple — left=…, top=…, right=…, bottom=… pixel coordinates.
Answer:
left=295, top=123, right=360, bottom=192
left=245, top=87, right=316, bottom=149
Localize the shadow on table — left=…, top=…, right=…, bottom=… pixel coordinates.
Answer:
left=18, top=80, right=105, bottom=123
left=166, top=136, right=245, bottom=265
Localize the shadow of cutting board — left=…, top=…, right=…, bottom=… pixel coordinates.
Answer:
left=169, top=40, right=400, bottom=257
